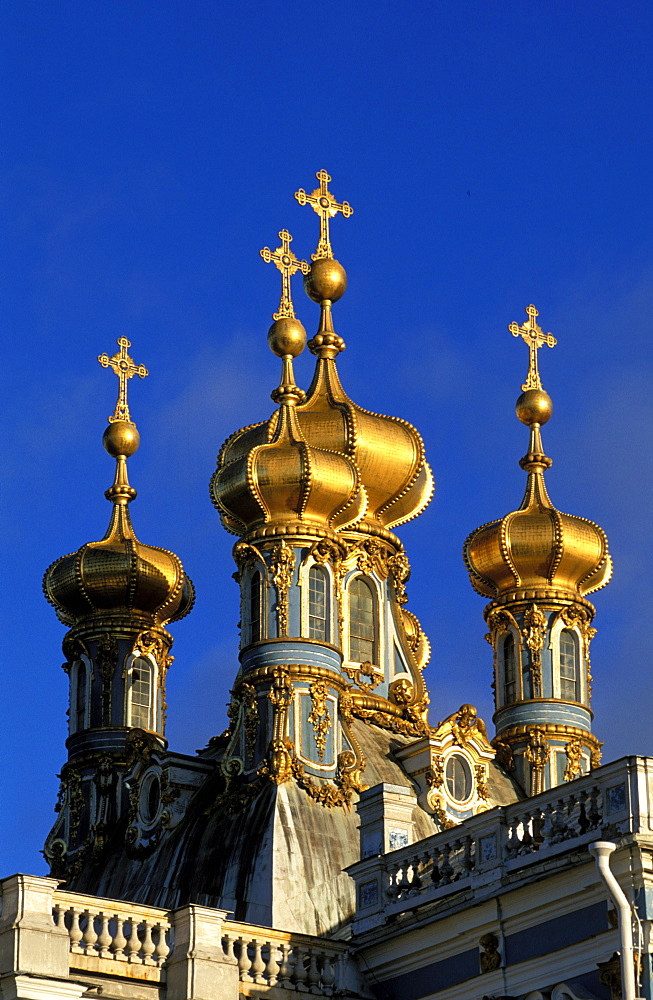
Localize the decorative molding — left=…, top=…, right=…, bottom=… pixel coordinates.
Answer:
left=307, top=680, right=331, bottom=762
left=270, top=542, right=295, bottom=637
left=521, top=604, right=548, bottom=697
left=525, top=727, right=550, bottom=795
left=342, top=661, right=384, bottom=692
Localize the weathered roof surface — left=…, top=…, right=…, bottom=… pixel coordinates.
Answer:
left=66, top=719, right=520, bottom=936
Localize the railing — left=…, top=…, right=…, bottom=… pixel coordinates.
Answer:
left=51, top=888, right=351, bottom=994
left=222, top=928, right=347, bottom=994
left=350, top=757, right=646, bottom=929
left=53, top=893, right=171, bottom=968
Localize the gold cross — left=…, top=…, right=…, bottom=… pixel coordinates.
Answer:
left=98, top=337, right=149, bottom=422
left=508, top=305, right=557, bottom=391
left=260, top=229, right=309, bottom=319
left=294, top=169, right=353, bottom=260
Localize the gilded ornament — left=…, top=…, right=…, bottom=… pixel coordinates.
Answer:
left=563, top=737, right=583, bottom=781
left=525, top=727, right=550, bottom=795
left=294, top=169, right=353, bottom=262
left=388, top=549, right=410, bottom=605
left=521, top=604, right=547, bottom=697
left=475, top=764, right=490, bottom=801
left=307, top=680, right=331, bottom=762
left=233, top=541, right=266, bottom=581
left=389, top=677, right=413, bottom=706
left=270, top=542, right=295, bottom=637
left=291, top=757, right=352, bottom=808
left=98, top=337, right=149, bottom=424
left=430, top=795, right=455, bottom=830
left=508, top=304, right=557, bottom=394
left=342, top=661, right=384, bottom=692
left=265, top=667, right=294, bottom=783
left=491, top=737, right=514, bottom=772
left=266, top=738, right=295, bottom=785
left=590, top=744, right=603, bottom=769
left=260, top=229, right=310, bottom=322
left=427, top=756, right=445, bottom=789
left=336, top=750, right=369, bottom=794
left=448, top=704, right=487, bottom=746
left=240, top=683, right=259, bottom=765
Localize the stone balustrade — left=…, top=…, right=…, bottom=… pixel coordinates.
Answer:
left=46, top=887, right=353, bottom=995
left=348, top=756, right=650, bottom=932
left=52, top=892, right=171, bottom=968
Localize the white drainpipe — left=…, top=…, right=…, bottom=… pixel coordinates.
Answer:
left=589, top=841, right=637, bottom=1000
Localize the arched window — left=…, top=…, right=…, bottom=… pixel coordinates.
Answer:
left=348, top=576, right=377, bottom=664
left=75, top=660, right=87, bottom=733
left=502, top=634, right=517, bottom=706
left=308, top=565, right=328, bottom=641
left=559, top=629, right=580, bottom=701
left=130, top=657, right=153, bottom=730
left=250, top=571, right=262, bottom=643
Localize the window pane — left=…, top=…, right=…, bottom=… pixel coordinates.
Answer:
left=309, top=566, right=328, bottom=641
left=75, top=661, right=86, bottom=732
left=445, top=754, right=473, bottom=802
left=349, top=577, right=377, bottom=664
left=560, top=629, right=578, bottom=700
left=503, top=634, right=516, bottom=705
left=131, top=658, right=151, bottom=729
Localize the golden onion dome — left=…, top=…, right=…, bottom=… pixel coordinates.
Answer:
left=44, top=418, right=195, bottom=627
left=464, top=322, right=612, bottom=603
left=211, top=316, right=367, bottom=536
left=44, top=338, right=194, bottom=629
left=295, top=273, right=434, bottom=533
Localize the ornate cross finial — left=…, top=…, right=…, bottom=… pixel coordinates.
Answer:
left=294, top=169, right=353, bottom=260
left=508, top=305, right=557, bottom=391
left=260, top=229, right=309, bottom=320
left=98, top=337, right=149, bottom=423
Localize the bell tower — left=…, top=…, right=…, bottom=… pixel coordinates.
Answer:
left=464, top=306, right=611, bottom=795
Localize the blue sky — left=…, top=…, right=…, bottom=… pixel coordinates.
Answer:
left=1, top=1, right=652, bottom=876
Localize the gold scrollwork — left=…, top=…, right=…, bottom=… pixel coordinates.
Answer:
left=270, top=542, right=295, bottom=637
left=233, top=541, right=266, bottom=582
left=564, top=736, right=583, bottom=781
left=475, top=764, right=490, bottom=801
left=525, top=727, right=550, bottom=795
left=265, top=666, right=294, bottom=783
left=388, top=549, right=411, bottom=605
left=240, top=683, right=259, bottom=765
left=97, top=633, right=119, bottom=726
left=342, top=661, right=384, bottom=692
left=521, top=604, right=548, bottom=697
left=307, top=680, right=331, bottom=762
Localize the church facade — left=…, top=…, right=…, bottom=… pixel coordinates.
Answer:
left=1, top=172, right=650, bottom=1000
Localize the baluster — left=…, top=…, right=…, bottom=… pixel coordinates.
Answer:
left=461, top=834, right=475, bottom=873
left=112, top=915, right=127, bottom=961
left=408, top=853, right=423, bottom=892
left=440, top=843, right=454, bottom=884
left=397, top=863, right=412, bottom=895
left=505, top=816, right=521, bottom=857
left=577, top=788, right=591, bottom=834
left=565, top=792, right=581, bottom=838
left=223, top=933, right=236, bottom=964
left=69, top=908, right=84, bottom=953
left=322, top=952, right=336, bottom=992
left=52, top=904, right=65, bottom=929
left=250, top=938, right=266, bottom=984
left=82, top=909, right=98, bottom=955
left=126, top=919, right=142, bottom=963
left=293, top=944, right=309, bottom=991
left=306, top=949, right=321, bottom=993
left=518, top=812, right=533, bottom=853
left=430, top=849, right=442, bottom=886
left=154, top=922, right=170, bottom=966
left=550, top=798, right=567, bottom=843
left=278, top=942, right=293, bottom=988
left=589, top=785, right=602, bottom=828
left=265, top=940, right=280, bottom=985
left=531, top=807, right=545, bottom=847
left=141, top=920, right=156, bottom=966
left=236, top=937, right=252, bottom=980
left=97, top=912, right=112, bottom=958
left=384, top=862, right=400, bottom=898
left=539, top=802, right=555, bottom=847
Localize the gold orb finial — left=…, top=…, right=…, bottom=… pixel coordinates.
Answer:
left=516, top=388, right=553, bottom=427
left=268, top=317, right=307, bottom=358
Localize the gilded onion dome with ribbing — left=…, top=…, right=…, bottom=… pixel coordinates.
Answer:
left=44, top=416, right=195, bottom=628
left=212, top=313, right=367, bottom=537
left=464, top=380, right=612, bottom=604
left=213, top=256, right=433, bottom=539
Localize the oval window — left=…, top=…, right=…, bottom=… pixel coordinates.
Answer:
left=445, top=754, right=473, bottom=803
left=140, top=772, right=161, bottom=825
